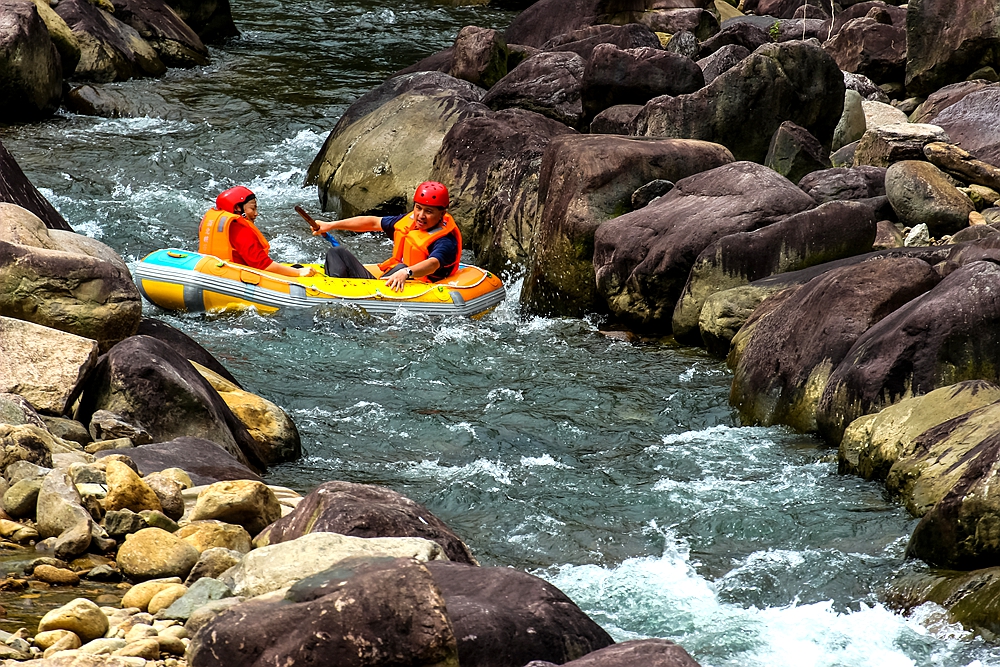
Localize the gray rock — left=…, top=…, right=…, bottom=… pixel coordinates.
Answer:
left=665, top=30, right=699, bottom=60
left=53, top=518, right=94, bottom=559
left=5, top=460, right=50, bottom=484
left=631, top=180, right=674, bottom=210
left=41, top=417, right=92, bottom=445
left=3, top=478, right=41, bottom=518
left=36, top=470, right=91, bottom=540
left=886, top=160, right=976, bottom=236
left=86, top=564, right=122, bottom=581
left=853, top=123, right=950, bottom=167
left=904, top=223, right=931, bottom=246
left=160, top=577, right=232, bottom=621
left=482, top=51, right=586, bottom=129
left=184, top=597, right=244, bottom=637
left=696, top=43, right=750, bottom=85
left=88, top=410, right=152, bottom=444
left=185, top=547, right=243, bottom=585
left=833, top=89, right=867, bottom=152
left=103, top=508, right=147, bottom=537
left=0, top=394, right=45, bottom=429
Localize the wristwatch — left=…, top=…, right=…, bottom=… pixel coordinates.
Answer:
left=406, top=268, right=413, bottom=278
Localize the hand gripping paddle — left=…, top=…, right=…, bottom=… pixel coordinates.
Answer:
left=295, top=205, right=340, bottom=247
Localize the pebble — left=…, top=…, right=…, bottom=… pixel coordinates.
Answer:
left=33, top=564, right=80, bottom=586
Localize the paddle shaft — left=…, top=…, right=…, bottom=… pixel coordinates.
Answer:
left=294, top=205, right=340, bottom=247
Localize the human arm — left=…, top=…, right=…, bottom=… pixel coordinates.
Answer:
left=265, top=261, right=315, bottom=278
left=230, top=222, right=315, bottom=277
left=382, top=257, right=441, bottom=292
left=313, top=215, right=383, bottom=234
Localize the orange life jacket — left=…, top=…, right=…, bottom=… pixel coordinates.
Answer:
left=198, top=208, right=270, bottom=262
left=377, top=211, right=462, bottom=280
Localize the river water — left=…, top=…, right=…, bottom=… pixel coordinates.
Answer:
left=2, top=1, right=999, bottom=664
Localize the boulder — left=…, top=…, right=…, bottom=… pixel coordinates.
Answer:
left=308, top=85, right=487, bottom=217
left=0, top=0, right=62, bottom=122
left=886, top=567, right=1000, bottom=637
left=822, top=1, right=906, bottom=38
left=594, top=161, right=816, bottom=330
left=188, top=480, right=281, bottom=535
left=0, top=142, right=71, bottom=232
left=37, top=598, right=109, bottom=642
left=636, top=40, right=845, bottom=163
left=63, top=83, right=175, bottom=118
left=135, top=318, right=241, bottom=388
left=109, top=0, right=208, bottom=67
left=160, top=577, right=232, bottom=621
left=36, top=470, right=91, bottom=539
left=885, top=160, right=976, bottom=236
left=905, top=0, right=1000, bottom=96
left=254, top=480, right=476, bottom=564
left=523, top=136, right=734, bottom=317
left=923, top=141, right=1000, bottom=191
left=482, top=51, right=586, bottom=129
left=184, top=546, right=243, bottom=585
left=54, top=0, right=165, bottom=82
left=4, top=477, right=42, bottom=518
left=636, top=8, right=719, bottom=40
left=30, top=0, right=81, bottom=76
left=161, top=0, right=237, bottom=43
left=120, top=577, right=183, bottom=610
left=539, top=23, right=662, bottom=61
left=223, top=531, right=448, bottom=598
left=187, top=557, right=457, bottom=667
left=581, top=44, right=704, bottom=122
left=427, top=560, right=614, bottom=667
left=696, top=43, right=749, bottom=85
left=76, top=336, right=266, bottom=472
left=852, top=122, right=950, bottom=167
left=930, top=87, right=1000, bottom=165
left=764, top=120, right=832, bottom=184
left=0, top=393, right=46, bottom=428
left=590, top=104, right=641, bottom=134
left=140, top=472, right=183, bottom=519
left=817, top=261, right=1000, bottom=443
left=96, top=437, right=261, bottom=485
left=673, top=201, right=877, bottom=344
left=862, top=100, right=908, bottom=130
left=832, top=89, right=867, bottom=151
left=449, top=25, right=508, bottom=89
left=696, top=20, right=770, bottom=59
left=117, top=527, right=200, bottom=580
left=844, top=71, right=890, bottom=102
left=545, top=639, right=701, bottom=667
left=176, top=520, right=251, bottom=553
left=0, top=317, right=97, bottom=416
left=909, top=80, right=996, bottom=124
left=798, top=165, right=886, bottom=202
left=665, top=29, right=699, bottom=60
left=730, top=256, right=940, bottom=431
left=428, top=108, right=577, bottom=274
left=823, top=16, right=907, bottom=83
left=103, top=460, right=161, bottom=513
left=396, top=47, right=454, bottom=77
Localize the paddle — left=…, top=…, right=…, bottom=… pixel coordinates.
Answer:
left=294, top=204, right=340, bottom=247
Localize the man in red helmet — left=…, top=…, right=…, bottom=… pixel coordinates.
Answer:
left=312, top=181, right=462, bottom=292
left=199, top=186, right=315, bottom=278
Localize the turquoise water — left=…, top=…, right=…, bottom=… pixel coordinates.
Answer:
left=3, top=1, right=1000, bottom=664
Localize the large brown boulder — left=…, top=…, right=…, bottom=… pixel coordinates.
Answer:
left=428, top=108, right=577, bottom=274
left=0, top=0, right=62, bottom=123
left=581, top=44, right=704, bottom=122
left=672, top=201, right=878, bottom=345
left=482, top=51, right=586, bottom=129
left=96, top=437, right=262, bottom=485
left=522, top=136, right=734, bottom=317
left=254, top=481, right=477, bottom=564
left=0, top=141, right=72, bottom=232
left=503, top=0, right=647, bottom=48
left=929, top=87, right=1000, bottom=166
left=823, top=16, right=907, bottom=84
left=76, top=336, right=267, bottom=472
left=909, top=80, right=996, bottom=124
left=162, top=0, right=237, bottom=43
left=905, top=0, right=1000, bottom=96
left=798, top=165, right=886, bottom=202
left=635, top=40, right=845, bottom=163
left=449, top=25, right=508, bottom=89
left=539, top=23, right=662, bottom=61
left=540, top=639, right=701, bottom=667
left=187, top=557, right=458, bottom=667
left=54, top=0, right=165, bottom=82
left=30, top=0, right=81, bottom=76
left=427, top=560, right=614, bottom=667
left=593, top=161, right=815, bottom=330
left=109, top=0, right=208, bottom=67
left=730, top=257, right=941, bottom=432
left=822, top=1, right=906, bottom=38
left=817, top=261, right=1000, bottom=444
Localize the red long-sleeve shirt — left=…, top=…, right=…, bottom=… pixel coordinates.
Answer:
left=229, top=219, right=272, bottom=270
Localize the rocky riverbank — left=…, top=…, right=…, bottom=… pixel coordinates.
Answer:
left=304, top=0, right=1000, bottom=643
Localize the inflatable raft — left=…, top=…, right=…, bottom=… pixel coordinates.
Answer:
left=134, top=249, right=506, bottom=317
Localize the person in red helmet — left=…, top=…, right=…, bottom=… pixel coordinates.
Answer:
left=199, top=186, right=315, bottom=278
left=312, top=181, right=462, bottom=293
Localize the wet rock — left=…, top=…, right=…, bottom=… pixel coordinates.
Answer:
left=429, top=108, right=577, bottom=274
left=449, top=25, right=508, bottom=89
left=54, top=0, right=165, bottom=82
left=887, top=567, right=1000, bottom=636
left=541, top=638, right=701, bottom=667
left=224, top=531, right=447, bottom=598
left=764, top=120, right=832, bottom=185
left=730, top=256, right=940, bottom=431
left=427, top=560, right=614, bottom=667
left=817, top=261, right=1000, bottom=443
left=524, top=135, right=734, bottom=318
left=254, top=480, right=476, bottom=563
left=905, top=0, right=1000, bottom=96
left=160, top=577, right=231, bottom=621
left=852, top=123, right=950, bottom=167
left=187, top=557, right=457, bottom=667
left=581, top=44, right=704, bottom=122
left=188, top=480, right=280, bottom=536
left=696, top=43, right=749, bottom=85
left=176, top=520, right=251, bottom=554
left=637, top=41, right=845, bottom=163
left=590, top=104, right=641, bottom=134
left=594, top=161, right=816, bottom=330
left=190, top=363, right=300, bottom=466
left=308, top=83, right=487, bottom=217
left=0, top=142, right=72, bottom=232
left=135, top=318, right=241, bottom=388
left=929, top=87, right=1000, bottom=166
left=162, top=0, right=237, bottom=44
left=0, top=0, right=63, bottom=122
left=183, top=547, right=243, bottom=585
left=885, top=160, right=976, bottom=237
left=37, top=598, right=109, bottom=642
left=673, top=201, right=877, bottom=345
left=482, top=51, right=586, bottom=129
left=823, top=16, right=906, bottom=83
left=116, top=527, right=200, bottom=581
left=77, top=336, right=266, bottom=472
left=109, top=0, right=208, bottom=67
left=34, top=564, right=80, bottom=586
left=96, top=437, right=261, bottom=485
left=29, top=0, right=81, bottom=76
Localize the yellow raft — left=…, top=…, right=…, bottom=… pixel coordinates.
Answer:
left=134, top=249, right=506, bottom=317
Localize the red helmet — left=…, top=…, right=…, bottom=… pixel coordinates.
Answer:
left=414, top=181, right=449, bottom=208
left=216, top=186, right=256, bottom=214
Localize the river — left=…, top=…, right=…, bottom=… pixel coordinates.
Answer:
left=2, top=0, right=999, bottom=664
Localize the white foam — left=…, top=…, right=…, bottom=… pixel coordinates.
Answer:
left=520, top=454, right=571, bottom=469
